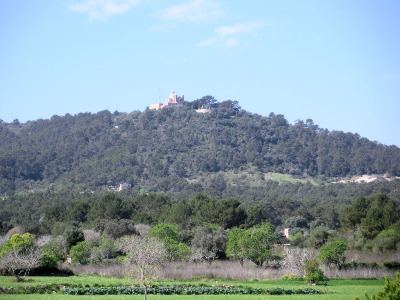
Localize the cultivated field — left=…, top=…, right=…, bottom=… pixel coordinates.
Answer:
left=0, top=275, right=387, bottom=300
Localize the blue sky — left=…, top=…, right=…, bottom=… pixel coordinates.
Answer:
left=1, top=0, right=399, bottom=146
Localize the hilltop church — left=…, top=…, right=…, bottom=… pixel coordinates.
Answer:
left=150, top=90, right=184, bottom=110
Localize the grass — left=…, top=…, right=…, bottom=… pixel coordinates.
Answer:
left=0, top=275, right=386, bottom=300
left=263, top=172, right=312, bottom=185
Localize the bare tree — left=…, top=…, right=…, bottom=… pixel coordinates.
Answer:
left=191, top=226, right=227, bottom=264
left=36, top=235, right=52, bottom=247
left=119, top=236, right=168, bottom=300
left=83, top=229, right=102, bottom=245
left=0, top=236, right=7, bottom=246
left=134, top=224, right=151, bottom=237
left=281, top=246, right=318, bottom=276
left=0, top=248, right=43, bottom=282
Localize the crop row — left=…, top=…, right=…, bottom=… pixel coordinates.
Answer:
left=63, top=286, right=323, bottom=295
left=0, top=285, right=323, bottom=295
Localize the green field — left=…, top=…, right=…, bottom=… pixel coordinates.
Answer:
left=0, top=276, right=386, bottom=300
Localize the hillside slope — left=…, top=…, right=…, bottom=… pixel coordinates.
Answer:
left=1, top=98, right=399, bottom=196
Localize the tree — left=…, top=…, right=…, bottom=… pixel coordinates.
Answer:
left=0, top=233, right=42, bottom=281
left=226, top=227, right=246, bottom=266
left=63, top=228, right=84, bottom=251
left=87, top=193, right=133, bottom=222
left=284, top=216, right=308, bottom=229
left=0, top=221, right=12, bottom=235
left=216, top=198, right=247, bottom=229
left=148, top=223, right=180, bottom=243
left=70, top=241, right=93, bottom=265
left=0, top=248, right=43, bottom=282
left=0, top=233, right=35, bottom=258
left=360, top=195, right=399, bottom=239
left=148, top=223, right=190, bottom=260
left=318, top=241, right=347, bottom=269
left=303, top=258, right=325, bottom=284
left=90, top=233, right=118, bottom=263
left=241, top=223, right=275, bottom=267
left=104, top=219, right=137, bottom=240
left=121, top=236, right=168, bottom=300
left=189, top=194, right=219, bottom=226
left=41, top=238, right=67, bottom=268
left=282, top=247, right=319, bottom=276
left=191, top=225, right=227, bottom=263
left=307, top=226, right=330, bottom=248
left=164, top=200, right=193, bottom=229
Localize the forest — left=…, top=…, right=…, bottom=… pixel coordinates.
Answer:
left=1, top=96, right=400, bottom=246
left=1, top=96, right=399, bottom=198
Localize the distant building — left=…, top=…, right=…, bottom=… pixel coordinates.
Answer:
left=118, top=183, right=131, bottom=191
left=150, top=90, right=184, bottom=110
left=283, top=228, right=290, bottom=238
left=196, top=105, right=212, bottom=113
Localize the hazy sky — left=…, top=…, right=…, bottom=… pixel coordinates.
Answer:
left=1, top=0, right=399, bottom=146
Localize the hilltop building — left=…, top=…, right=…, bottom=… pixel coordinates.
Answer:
left=150, top=90, right=184, bottom=110
left=196, top=105, right=212, bottom=113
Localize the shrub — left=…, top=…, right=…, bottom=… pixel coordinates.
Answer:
left=41, top=240, right=66, bottom=268
left=382, top=261, right=400, bottom=269
left=353, top=272, right=400, bottom=300
left=303, top=258, right=325, bottom=284
left=282, top=274, right=303, bottom=280
left=70, top=241, right=93, bottom=265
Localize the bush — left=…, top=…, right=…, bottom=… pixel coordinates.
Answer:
left=353, top=272, right=400, bottom=300
left=342, top=261, right=379, bottom=269
left=303, top=258, right=325, bottom=284
left=41, top=240, right=67, bottom=268
left=70, top=241, right=93, bottom=265
left=382, top=261, right=400, bottom=269
left=282, top=274, right=303, bottom=281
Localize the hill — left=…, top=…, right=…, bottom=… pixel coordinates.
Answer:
left=1, top=97, right=400, bottom=226
left=1, top=97, right=399, bottom=196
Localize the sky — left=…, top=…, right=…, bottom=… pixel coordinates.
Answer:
left=1, top=0, right=399, bottom=147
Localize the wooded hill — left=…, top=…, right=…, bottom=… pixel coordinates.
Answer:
left=1, top=97, right=400, bottom=226
left=1, top=97, right=399, bottom=195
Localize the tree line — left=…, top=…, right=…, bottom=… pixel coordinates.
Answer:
left=1, top=193, right=399, bottom=285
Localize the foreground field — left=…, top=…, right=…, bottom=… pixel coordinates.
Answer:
left=0, top=275, right=386, bottom=300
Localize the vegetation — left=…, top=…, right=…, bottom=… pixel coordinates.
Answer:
left=0, top=275, right=388, bottom=299
left=353, top=272, right=400, bottom=300
left=318, top=241, right=347, bottom=270
left=303, top=258, right=325, bottom=284
left=1, top=97, right=400, bottom=226
left=0, top=97, right=399, bottom=298
left=119, top=236, right=168, bottom=300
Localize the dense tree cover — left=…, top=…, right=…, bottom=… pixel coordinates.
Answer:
left=1, top=177, right=400, bottom=231
left=13, top=190, right=397, bottom=244
left=342, top=194, right=400, bottom=239
left=1, top=98, right=399, bottom=198
left=0, top=196, right=399, bottom=284
left=0, top=97, right=399, bottom=259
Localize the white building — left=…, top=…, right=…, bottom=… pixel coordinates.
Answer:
left=118, top=183, right=131, bottom=191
